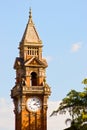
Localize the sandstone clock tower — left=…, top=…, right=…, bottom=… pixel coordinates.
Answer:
left=11, top=9, right=51, bottom=130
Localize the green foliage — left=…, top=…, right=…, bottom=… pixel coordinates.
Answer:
left=50, top=78, right=87, bottom=129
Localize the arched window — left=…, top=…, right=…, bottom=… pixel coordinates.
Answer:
left=31, top=72, right=37, bottom=86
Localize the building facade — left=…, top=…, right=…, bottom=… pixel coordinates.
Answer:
left=11, top=9, right=51, bottom=130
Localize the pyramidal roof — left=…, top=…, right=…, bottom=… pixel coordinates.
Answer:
left=20, top=9, right=42, bottom=45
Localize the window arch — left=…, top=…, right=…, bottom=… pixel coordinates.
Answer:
left=31, top=72, right=37, bottom=86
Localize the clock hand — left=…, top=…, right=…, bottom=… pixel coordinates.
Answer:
left=33, top=101, right=40, bottom=106
left=33, top=103, right=38, bottom=105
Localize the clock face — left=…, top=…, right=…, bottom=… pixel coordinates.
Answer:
left=18, top=99, right=21, bottom=113
left=26, top=97, right=42, bottom=112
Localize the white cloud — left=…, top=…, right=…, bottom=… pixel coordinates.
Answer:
left=71, top=42, right=82, bottom=52
left=47, top=101, right=71, bottom=130
left=0, top=98, right=71, bottom=130
left=0, top=98, right=14, bottom=130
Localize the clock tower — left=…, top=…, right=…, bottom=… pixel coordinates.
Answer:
left=11, top=9, right=51, bottom=130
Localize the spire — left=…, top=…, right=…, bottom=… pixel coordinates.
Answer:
left=29, top=8, right=32, bottom=19
left=20, top=9, right=42, bottom=45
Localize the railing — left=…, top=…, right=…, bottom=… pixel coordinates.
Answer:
left=11, top=84, right=51, bottom=97
left=22, top=86, right=44, bottom=91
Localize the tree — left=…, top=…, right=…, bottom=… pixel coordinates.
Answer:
left=50, top=78, right=87, bottom=129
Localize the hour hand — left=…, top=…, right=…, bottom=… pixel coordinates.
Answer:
left=34, top=101, right=39, bottom=106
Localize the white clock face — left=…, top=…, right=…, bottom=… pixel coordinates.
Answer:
left=18, top=99, right=21, bottom=113
left=26, top=97, right=42, bottom=112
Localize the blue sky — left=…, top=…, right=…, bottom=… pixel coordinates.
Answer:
left=0, top=1, right=87, bottom=130
left=0, top=0, right=87, bottom=102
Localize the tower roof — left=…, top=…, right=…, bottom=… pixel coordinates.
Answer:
left=20, top=9, right=42, bottom=45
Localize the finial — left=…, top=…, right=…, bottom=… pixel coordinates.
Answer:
left=29, top=8, right=32, bottom=18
